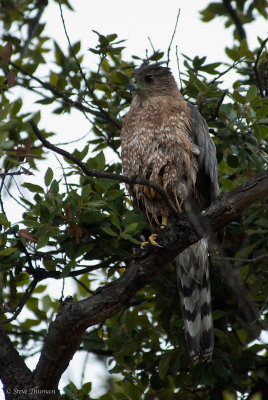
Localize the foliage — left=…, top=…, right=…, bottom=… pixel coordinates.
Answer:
left=0, top=0, right=267, bottom=399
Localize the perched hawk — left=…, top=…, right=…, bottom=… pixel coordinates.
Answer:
left=121, top=64, right=219, bottom=363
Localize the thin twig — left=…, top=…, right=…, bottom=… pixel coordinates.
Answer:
left=53, top=152, right=69, bottom=194
left=55, top=130, right=90, bottom=146
left=0, top=168, right=33, bottom=177
left=3, top=183, right=28, bottom=210
left=4, top=278, right=39, bottom=323
left=18, top=240, right=36, bottom=275
left=60, top=277, right=65, bottom=302
left=72, top=276, right=94, bottom=295
left=207, top=89, right=228, bottom=121
left=167, top=9, right=180, bottom=67
left=249, top=204, right=268, bottom=209
left=147, top=36, right=156, bottom=54
left=253, top=37, right=268, bottom=98
left=175, top=45, right=183, bottom=90
left=210, top=57, right=248, bottom=84
left=11, top=62, right=122, bottom=129
left=29, top=119, right=179, bottom=216
left=0, top=164, right=9, bottom=215
left=214, top=253, right=268, bottom=264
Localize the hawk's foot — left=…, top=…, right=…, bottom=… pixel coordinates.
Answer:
left=141, top=233, right=162, bottom=248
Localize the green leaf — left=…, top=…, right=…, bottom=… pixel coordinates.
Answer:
left=95, top=151, right=106, bottom=170
left=106, top=33, right=117, bottom=42
left=22, top=182, right=44, bottom=193
left=249, top=394, right=262, bottom=400
left=81, top=184, right=92, bottom=201
left=159, top=352, right=172, bottom=380
left=123, top=223, right=138, bottom=234
left=50, top=180, right=59, bottom=195
left=72, top=40, right=81, bottom=55
left=110, top=212, right=121, bottom=230
left=49, top=72, right=59, bottom=86
left=213, top=310, right=226, bottom=320
left=220, top=178, right=235, bottom=191
left=0, top=213, right=10, bottom=228
left=226, top=155, right=239, bottom=168
left=40, top=204, right=50, bottom=221
left=44, top=167, right=53, bottom=186
left=225, top=47, right=238, bottom=61
left=120, top=233, right=140, bottom=244
left=0, top=247, right=17, bottom=256
left=36, top=233, right=50, bottom=249
left=246, top=85, right=258, bottom=102
left=101, top=58, right=110, bottom=72
left=122, top=382, right=141, bottom=400
left=232, top=90, right=246, bottom=104
left=222, top=391, right=236, bottom=400
left=101, top=226, right=118, bottom=237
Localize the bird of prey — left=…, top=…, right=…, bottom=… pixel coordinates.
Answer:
left=121, top=64, right=219, bottom=363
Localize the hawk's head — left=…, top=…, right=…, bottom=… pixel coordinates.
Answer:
left=130, top=64, right=178, bottom=97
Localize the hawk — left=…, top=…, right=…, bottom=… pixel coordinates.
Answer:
left=121, top=64, right=219, bottom=363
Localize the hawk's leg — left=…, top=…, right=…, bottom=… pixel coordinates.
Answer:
left=159, top=215, right=168, bottom=229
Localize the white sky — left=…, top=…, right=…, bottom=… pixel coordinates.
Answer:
left=1, top=0, right=268, bottom=398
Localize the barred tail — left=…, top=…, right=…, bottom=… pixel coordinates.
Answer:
left=176, top=238, right=214, bottom=364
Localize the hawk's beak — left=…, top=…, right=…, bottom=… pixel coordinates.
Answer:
left=129, top=79, right=137, bottom=93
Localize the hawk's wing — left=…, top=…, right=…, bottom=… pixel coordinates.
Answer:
left=187, top=103, right=219, bottom=208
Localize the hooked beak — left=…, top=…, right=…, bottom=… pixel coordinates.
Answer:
left=129, top=79, right=137, bottom=93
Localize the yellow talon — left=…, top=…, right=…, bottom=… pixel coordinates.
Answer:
left=141, top=240, right=149, bottom=247
left=149, top=233, right=158, bottom=246
left=141, top=233, right=162, bottom=248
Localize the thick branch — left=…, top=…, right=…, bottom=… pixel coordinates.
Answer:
left=32, top=170, right=268, bottom=389
left=0, top=323, right=32, bottom=389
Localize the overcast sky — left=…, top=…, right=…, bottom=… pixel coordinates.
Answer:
left=1, top=1, right=268, bottom=398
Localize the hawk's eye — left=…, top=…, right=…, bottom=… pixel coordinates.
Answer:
left=144, top=75, right=154, bottom=83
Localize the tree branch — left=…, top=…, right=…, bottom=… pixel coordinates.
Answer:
left=29, top=119, right=179, bottom=216
left=32, top=170, right=268, bottom=390
left=3, top=278, right=39, bottom=323
left=0, top=167, right=33, bottom=178
left=166, top=9, right=180, bottom=67
left=253, top=36, right=268, bottom=98
left=11, top=62, right=122, bottom=130
left=214, top=253, right=268, bottom=265
left=0, top=323, right=32, bottom=391
left=21, top=0, right=48, bottom=58
left=222, top=0, right=246, bottom=40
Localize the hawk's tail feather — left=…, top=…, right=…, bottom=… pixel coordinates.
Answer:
left=176, top=238, right=214, bottom=364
